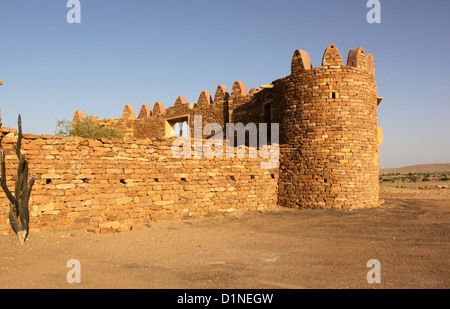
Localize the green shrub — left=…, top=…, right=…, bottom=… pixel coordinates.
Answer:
left=55, top=116, right=124, bottom=140
left=440, top=174, right=450, bottom=181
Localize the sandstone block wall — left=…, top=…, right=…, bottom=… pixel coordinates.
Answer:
left=0, top=130, right=278, bottom=235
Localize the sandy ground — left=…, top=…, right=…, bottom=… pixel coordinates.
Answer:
left=0, top=183, right=449, bottom=289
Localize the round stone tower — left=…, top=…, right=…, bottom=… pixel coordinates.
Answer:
left=276, top=44, right=381, bottom=209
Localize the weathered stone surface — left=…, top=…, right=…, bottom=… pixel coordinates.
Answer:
left=0, top=132, right=277, bottom=235
left=0, top=43, right=382, bottom=236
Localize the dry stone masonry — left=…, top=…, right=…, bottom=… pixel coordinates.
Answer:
left=0, top=133, right=278, bottom=234
left=0, top=44, right=383, bottom=235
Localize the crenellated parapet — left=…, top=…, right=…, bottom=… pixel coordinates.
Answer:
left=291, top=49, right=312, bottom=74
left=197, top=90, right=212, bottom=106
left=122, top=105, right=136, bottom=120
left=214, top=85, right=229, bottom=103
left=289, top=43, right=376, bottom=77
left=347, top=47, right=375, bottom=76
left=153, top=102, right=166, bottom=116
left=321, top=44, right=344, bottom=66
left=231, top=81, right=248, bottom=97
left=174, top=96, right=187, bottom=107
left=73, top=79, right=261, bottom=140
left=138, top=104, right=152, bottom=119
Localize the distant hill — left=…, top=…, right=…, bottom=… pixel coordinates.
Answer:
left=380, top=163, right=450, bottom=175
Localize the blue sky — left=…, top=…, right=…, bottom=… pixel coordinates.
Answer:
left=0, top=0, right=449, bottom=168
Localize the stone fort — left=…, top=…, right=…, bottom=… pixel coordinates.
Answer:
left=0, top=44, right=383, bottom=234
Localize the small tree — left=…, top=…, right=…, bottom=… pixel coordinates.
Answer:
left=0, top=115, right=36, bottom=244
left=55, top=118, right=73, bottom=137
